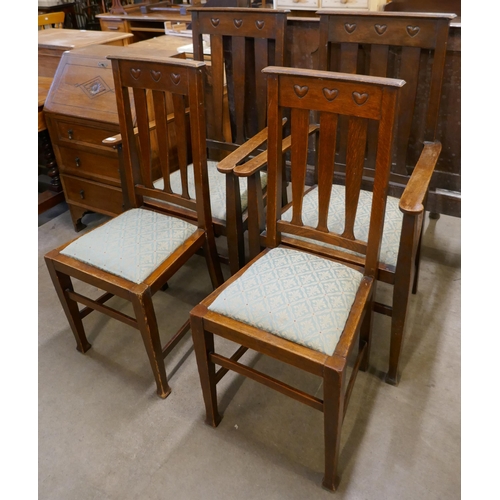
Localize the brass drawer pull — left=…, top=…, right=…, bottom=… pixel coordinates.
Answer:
left=68, top=129, right=73, bottom=140
left=75, top=157, right=80, bottom=167
left=80, top=190, right=85, bottom=199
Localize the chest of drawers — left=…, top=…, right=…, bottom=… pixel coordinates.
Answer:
left=43, top=45, right=130, bottom=231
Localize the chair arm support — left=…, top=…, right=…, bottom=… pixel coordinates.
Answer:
left=233, top=124, right=319, bottom=178
left=399, top=141, right=442, bottom=215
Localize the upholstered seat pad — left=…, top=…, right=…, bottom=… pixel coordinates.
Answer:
left=281, top=185, right=403, bottom=268
left=60, top=208, right=198, bottom=284
left=208, top=247, right=363, bottom=355
left=154, top=160, right=267, bottom=221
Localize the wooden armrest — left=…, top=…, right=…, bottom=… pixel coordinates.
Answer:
left=101, top=109, right=188, bottom=147
left=234, top=124, right=319, bottom=177
left=217, top=118, right=288, bottom=174
left=399, top=141, right=442, bottom=215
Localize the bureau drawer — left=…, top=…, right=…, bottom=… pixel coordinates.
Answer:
left=275, top=0, right=319, bottom=8
left=55, top=121, right=118, bottom=147
left=62, top=174, right=124, bottom=216
left=57, top=146, right=120, bottom=184
left=320, top=0, right=369, bottom=8
left=100, top=19, right=128, bottom=32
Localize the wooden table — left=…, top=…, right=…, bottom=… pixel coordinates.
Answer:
left=38, top=29, right=134, bottom=77
left=39, top=76, right=65, bottom=214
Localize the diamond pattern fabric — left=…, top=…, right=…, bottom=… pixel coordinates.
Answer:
left=154, top=161, right=267, bottom=221
left=208, top=247, right=363, bottom=355
left=60, top=208, right=198, bottom=284
left=281, top=185, right=403, bottom=268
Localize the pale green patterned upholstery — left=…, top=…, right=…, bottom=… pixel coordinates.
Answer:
left=60, top=208, right=198, bottom=284
left=154, top=160, right=267, bottom=221
left=208, top=247, right=363, bottom=355
left=281, top=185, right=403, bottom=268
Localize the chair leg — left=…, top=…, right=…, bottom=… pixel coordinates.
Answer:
left=412, top=215, right=424, bottom=295
left=322, top=362, right=344, bottom=491
left=131, top=290, right=171, bottom=399
left=359, top=301, right=374, bottom=372
left=203, top=234, right=225, bottom=289
left=225, top=172, right=245, bottom=275
left=191, top=305, right=222, bottom=427
left=45, top=256, right=91, bottom=353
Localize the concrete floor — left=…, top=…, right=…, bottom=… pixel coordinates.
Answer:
left=38, top=207, right=460, bottom=499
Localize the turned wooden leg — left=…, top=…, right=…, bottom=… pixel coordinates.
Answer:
left=132, top=290, right=171, bottom=399
left=45, top=255, right=91, bottom=353
left=191, top=304, right=222, bottom=427
left=322, top=361, right=344, bottom=491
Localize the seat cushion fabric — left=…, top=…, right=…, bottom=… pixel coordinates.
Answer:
left=60, top=208, right=198, bottom=284
left=281, top=185, right=403, bottom=268
left=154, top=160, right=267, bottom=221
left=208, top=247, right=363, bottom=355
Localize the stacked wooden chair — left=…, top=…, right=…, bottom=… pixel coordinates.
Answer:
left=189, top=7, right=289, bottom=274
left=45, top=50, right=224, bottom=399
left=237, top=11, right=455, bottom=385
left=190, top=66, right=404, bottom=491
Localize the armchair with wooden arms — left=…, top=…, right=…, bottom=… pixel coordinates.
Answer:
left=45, top=51, right=224, bottom=399
left=189, top=7, right=290, bottom=274
left=313, top=11, right=456, bottom=385
left=190, top=66, right=404, bottom=491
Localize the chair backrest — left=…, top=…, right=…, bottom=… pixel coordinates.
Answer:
left=107, top=49, right=213, bottom=231
left=264, top=67, right=404, bottom=277
left=317, top=11, right=455, bottom=196
left=190, top=7, right=288, bottom=147
left=38, top=12, right=65, bottom=30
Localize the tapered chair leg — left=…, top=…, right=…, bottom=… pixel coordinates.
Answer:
left=322, top=362, right=344, bottom=492
left=203, top=236, right=225, bottom=289
left=359, top=301, right=374, bottom=373
left=45, top=257, right=91, bottom=353
left=191, top=305, right=222, bottom=427
left=132, top=291, right=171, bottom=399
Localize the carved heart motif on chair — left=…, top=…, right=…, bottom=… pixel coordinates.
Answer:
left=345, top=23, right=356, bottom=34
left=323, top=88, right=338, bottom=101
left=256, top=20, right=265, bottom=30
left=407, top=25, right=420, bottom=37
left=210, top=18, right=220, bottom=27
left=170, top=73, right=181, bottom=85
left=131, top=68, right=141, bottom=80
left=352, top=92, right=369, bottom=105
left=150, top=70, right=162, bottom=82
left=234, top=19, right=243, bottom=28
left=294, top=85, right=309, bottom=98
left=375, top=24, right=387, bottom=35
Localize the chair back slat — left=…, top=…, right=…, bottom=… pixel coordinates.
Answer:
left=318, top=11, right=455, bottom=193
left=38, top=12, right=65, bottom=29
left=190, top=7, right=288, bottom=146
left=264, top=67, right=403, bottom=276
left=108, top=51, right=212, bottom=227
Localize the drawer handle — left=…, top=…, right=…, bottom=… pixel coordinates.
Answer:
left=75, top=157, right=80, bottom=167
left=80, top=190, right=85, bottom=200
left=68, top=129, right=73, bottom=140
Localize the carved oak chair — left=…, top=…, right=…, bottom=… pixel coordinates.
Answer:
left=190, top=67, right=404, bottom=490
left=189, top=7, right=289, bottom=274
left=312, top=11, right=456, bottom=385
left=38, top=12, right=65, bottom=30
left=45, top=51, right=224, bottom=399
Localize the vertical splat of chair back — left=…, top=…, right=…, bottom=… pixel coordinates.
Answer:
left=317, top=12, right=455, bottom=192
left=190, top=7, right=288, bottom=147
left=263, top=67, right=404, bottom=277
left=38, top=11, right=65, bottom=29
left=108, top=52, right=213, bottom=231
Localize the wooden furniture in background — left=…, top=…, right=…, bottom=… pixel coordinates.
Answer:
left=384, top=0, right=460, bottom=15
left=38, top=11, right=65, bottom=29
left=272, top=0, right=386, bottom=12
left=39, top=76, right=65, bottom=215
left=45, top=51, right=224, bottom=399
left=38, top=2, right=78, bottom=29
left=190, top=7, right=289, bottom=274
left=38, top=28, right=133, bottom=78
left=43, top=45, right=132, bottom=231
left=191, top=66, right=404, bottom=491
